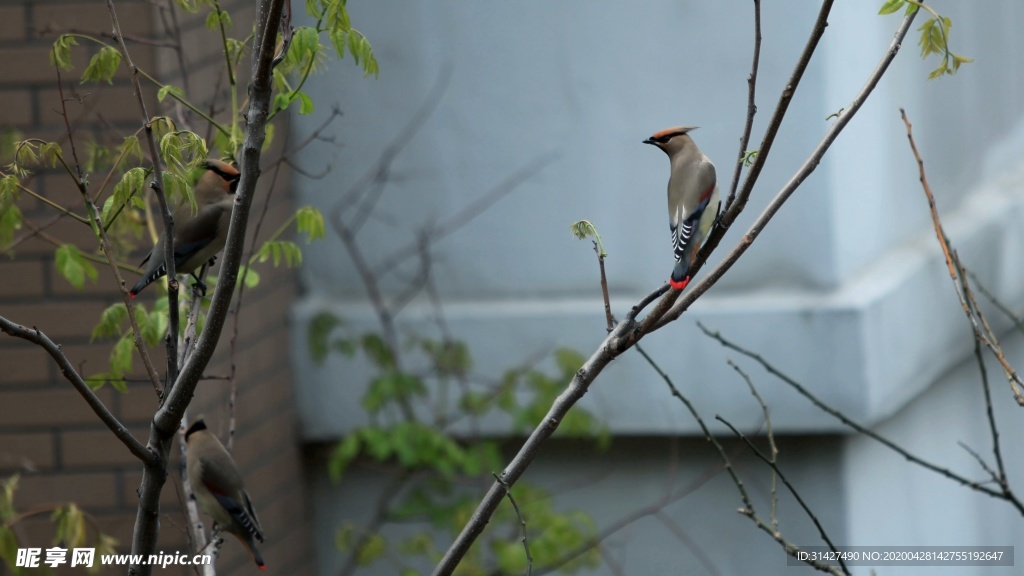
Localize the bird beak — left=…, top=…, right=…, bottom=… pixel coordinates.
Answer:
left=642, top=138, right=656, bottom=145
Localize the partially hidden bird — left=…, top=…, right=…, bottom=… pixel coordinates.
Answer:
left=643, top=126, right=721, bottom=291
left=185, top=417, right=265, bottom=570
left=129, top=160, right=239, bottom=297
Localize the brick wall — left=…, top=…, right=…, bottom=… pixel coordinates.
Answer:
left=0, top=1, right=312, bottom=574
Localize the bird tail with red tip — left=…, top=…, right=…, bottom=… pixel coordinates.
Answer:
left=669, top=261, right=691, bottom=291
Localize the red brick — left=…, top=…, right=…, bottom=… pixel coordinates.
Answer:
left=33, top=3, right=152, bottom=40
left=0, top=46, right=88, bottom=86
left=231, top=405, right=292, bottom=473
left=0, top=345, right=50, bottom=384
left=60, top=425, right=149, bottom=468
left=37, top=84, right=153, bottom=128
left=2, top=301, right=108, bottom=340
left=0, top=387, right=116, bottom=427
left=0, top=88, right=32, bottom=127
left=0, top=431, right=55, bottom=472
left=0, top=6, right=26, bottom=42
left=15, top=470, right=119, bottom=509
left=233, top=331, right=291, bottom=387
left=121, top=470, right=186, bottom=509
left=0, top=260, right=46, bottom=297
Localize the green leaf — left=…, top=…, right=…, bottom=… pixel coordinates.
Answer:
left=84, top=372, right=110, bottom=390
left=157, top=84, right=185, bottom=103
left=422, top=339, right=471, bottom=378
left=0, top=203, right=22, bottom=248
left=364, top=373, right=426, bottom=414
left=137, top=303, right=167, bottom=346
left=226, top=37, right=247, bottom=65
left=877, top=0, right=904, bottom=15
left=81, top=46, right=122, bottom=84
left=40, top=142, right=63, bottom=168
left=361, top=333, right=394, bottom=370
left=118, top=135, right=143, bottom=164
left=296, top=206, right=326, bottom=242
left=91, top=303, right=128, bottom=341
left=54, top=244, right=98, bottom=289
left=84, top=139, right=112, bottom=173
left=51, top=35, right=79, bottom=71
left=237, top=264, right=260, bottom=288
left=256, top=240, right=302, bottom=267
left=52, top=503, right=86, bottom=548
left=106, top=167, right=146, bottom=224
left=0, top=474, right=18, bottom=522
left=308, top=312, right=343, bottom=364
left=0, top=175, right=19, bottom=204
left=204, top=8, right=232, bottom=30
left=329, top=434, right=361, bottom=482
left=263, top=123, right=275, bottom=151
left=296, top=91, right=314, bottom=115
left=356, top=533, right=386, bottom=566
left=109, top=335, right=134, bottom=391
left=0, top=526, right=17, bottom=576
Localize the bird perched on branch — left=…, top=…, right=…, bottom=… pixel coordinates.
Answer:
left=643, top=126, right=721, bottom=291
left=186, top=417, right=265, bottom=570
left=129, top=160, right=239, bottom=297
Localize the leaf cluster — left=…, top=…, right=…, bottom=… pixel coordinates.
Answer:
left=0, top=475, right=118, bottom=575
left=878, top=0, right=972, bottom=79
left=309, top=312, right=606, bottom=573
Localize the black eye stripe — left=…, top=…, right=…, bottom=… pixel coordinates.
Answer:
left=205, top=163, right=241, bottom=182
left=649, top=132, right=685, bottom=144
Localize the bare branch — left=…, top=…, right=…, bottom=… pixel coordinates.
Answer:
left=716, top=416, right=848, bottom=574
left=432, top=7, right=924, bottom=572
left=648, top=7, right=918, bottom=332
left=724, top=0, right=762, bottom=213
left=127, top=0, right=288, bottom=571
left=54, top=54, right=164, bottom=398
left=699, top=322, right=1024, bottom=516
left=105, top=0, right=179, bottom=389
left=900, top=108, right=1024, bottom=404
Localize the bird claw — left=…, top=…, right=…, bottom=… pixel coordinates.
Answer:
left=189, top=273, right=208, bottom=296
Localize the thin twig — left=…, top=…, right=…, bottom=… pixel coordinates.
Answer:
left=636, top=344, right=845, bottom=575
left=717, top=416, right=848, bottom=575
left=900, top=108, right=1024, bottom=404
left=699, top=322, right=1024, bottom=517
left=494, top=473, right=533, bottom=576
left=727, top=359, right=777, bottom=526
left=432, top=7, right=921, bottom=572
left=105, top=0, right=180, bottom=392
left=54, top=56, right=164, bottom=398
left=129, top=1, right=288, bottom=571
left=594, top=241, right=613, bottom=332
left=648, top=7, right=918, bottom=333
left=724, top=0, right=762, bottom=213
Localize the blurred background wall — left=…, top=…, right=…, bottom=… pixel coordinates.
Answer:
left=290, top=1, right=1024, bottom=575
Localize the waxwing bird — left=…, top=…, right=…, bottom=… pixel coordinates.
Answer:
left=129, top=160, right=239, bottom=297
left=185, top=418, right=265, bottom=570
left=643, top=126, right=721, bottom=290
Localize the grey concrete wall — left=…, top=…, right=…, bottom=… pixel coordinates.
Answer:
left=289, top=1, right=1024, bottom=574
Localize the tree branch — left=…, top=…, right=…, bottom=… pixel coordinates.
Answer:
left=699, top=322, right=1024, bottom=517
left=125, top=0, right=287, bottom=572
left=432, top=5, right=920, bottom=573
left=105, top=0, right=179, bottom=390
left=650, top=6, right=918, bottom=331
